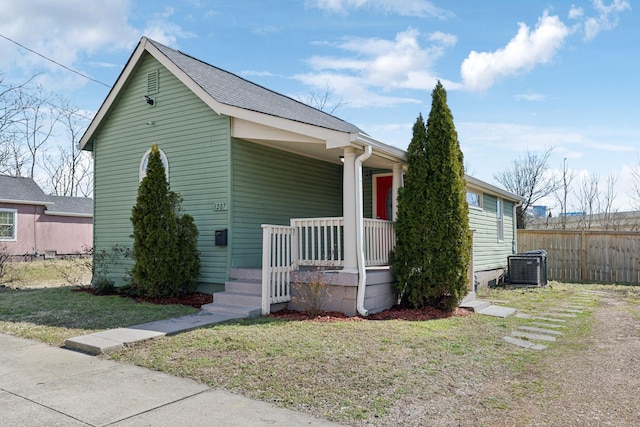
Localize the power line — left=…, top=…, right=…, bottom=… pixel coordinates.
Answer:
left=0, top=34, right=111, bottom=88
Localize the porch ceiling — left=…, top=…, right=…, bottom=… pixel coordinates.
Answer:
left=232, top=118, right=401, bottom=169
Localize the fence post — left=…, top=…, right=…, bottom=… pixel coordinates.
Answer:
left=580, top=229, right=587, bottom=281
left=261, top=225, right=271, bottom=315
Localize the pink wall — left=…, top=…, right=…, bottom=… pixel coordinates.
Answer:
left=0, top=203, right=92, bottom=257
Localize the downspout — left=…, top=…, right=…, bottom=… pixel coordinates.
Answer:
left=512, top=202, right=519, bottom=254
left=355, top=145, right=372, bottom=316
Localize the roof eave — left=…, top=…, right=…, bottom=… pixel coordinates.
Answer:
left=465, top=175, right=524, bottom=204
left=0, top=199, right=50, bottom=206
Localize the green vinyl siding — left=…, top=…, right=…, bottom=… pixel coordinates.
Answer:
left=468, top=193, right=515, bottom=272
left=91, top=52, right=230, bottom=286
left=231, top=139, right=343, bottom=267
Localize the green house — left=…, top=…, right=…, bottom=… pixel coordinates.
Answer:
left=80, top=37, right=522, bottom=316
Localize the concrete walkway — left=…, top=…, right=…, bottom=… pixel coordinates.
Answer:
left=0, top=333, right=344, bottom=427
left=65, top=311, right=246, bottom=355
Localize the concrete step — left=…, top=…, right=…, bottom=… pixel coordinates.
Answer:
left=225, top=279, right=261, bottom=294
left=229, top=268, right=261, bottom=281
left=213, top=291, right=262, bottom=307
left=459, top=299, right=491, bottom=312
left=201, top=302, right=262, bottom=318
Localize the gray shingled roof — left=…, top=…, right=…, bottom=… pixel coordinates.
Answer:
left=47, top=196, right=93, bottom=216
left=0, top=175, right=92, bottom=216
left=0, top=175, right=48, bottom=203
left=148, top=39, right=364, bottom=135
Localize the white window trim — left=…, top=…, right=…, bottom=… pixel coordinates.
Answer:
left=139, top=147, right=169, bottom=181
left=466, top=189, right=483, bottom=210
left=497, top=197, right=504, bottom=242
left=0, top=208, right=17, bottom=242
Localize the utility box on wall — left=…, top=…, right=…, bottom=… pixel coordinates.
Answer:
left=215, top=229, right=228, bottom=246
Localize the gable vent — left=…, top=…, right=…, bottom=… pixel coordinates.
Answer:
left=147, top=70, right=159, bottom=95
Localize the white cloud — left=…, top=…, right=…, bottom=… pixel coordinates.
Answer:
left=308, top=0, right=451, bottom=18
left=142, top=8, right=196, bottom=48
left=582, top=0, right=630, bottom=41
left=460, top=11, right=569, bottom=92
left=515, top=92, right=547, bottom=101
left=0, top=0, right=139, bottom=71
left=252, top=25, right=281, bottom=36
left=296, top=28, right=460, bottom=108
left=241, top=70, right=277, bottom=78
left=294, top=71, right=422, bottom=108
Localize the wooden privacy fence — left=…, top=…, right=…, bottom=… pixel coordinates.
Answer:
left=517, top=230, right=640, bottom=284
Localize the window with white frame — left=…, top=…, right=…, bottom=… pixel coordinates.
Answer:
left=0, top=208, right=17, bottom=241
left=139, top=147, right=169, bottom=181
left=497, top=198, right=504, bottom=241
left=466, top=190, right=482, bottom=209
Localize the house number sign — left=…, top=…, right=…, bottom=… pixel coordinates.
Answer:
left=214, top=202, right=227, bottom=211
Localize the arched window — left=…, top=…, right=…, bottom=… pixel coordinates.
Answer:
left=139, top=147, right=169, bottom=181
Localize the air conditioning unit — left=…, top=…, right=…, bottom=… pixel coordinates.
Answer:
left=508, top=255, right=546, bottom=286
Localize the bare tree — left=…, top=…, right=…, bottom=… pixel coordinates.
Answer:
left=629, top=156, right=640, bottom=210
left=17, top=85, right=60, bottom=178
left=574, top=172, right=618, bottom=230
left=575, top=172, right=600, bottom=230
left=494, top=147, right=560, bottom=229
left=42, top=98, right=92, bottom=196
left=0, top=76, right=35, bottom=173
left=298, top=84, right=346, bottom=114
left=554, top=158, right=576, bottom=229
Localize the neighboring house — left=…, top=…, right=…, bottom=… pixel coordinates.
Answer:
left=80, top=37, right=520, bottom=316
left=0, top=175, right=93, bottom=258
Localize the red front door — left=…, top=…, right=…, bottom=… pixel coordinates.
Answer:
left=375, top=175, right=393, bottom=220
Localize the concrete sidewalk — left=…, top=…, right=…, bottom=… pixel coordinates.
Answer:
left=0, top=333, right=345, bottom=426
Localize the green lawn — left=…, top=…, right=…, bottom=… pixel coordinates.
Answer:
left=0, top=259, right=197, bottom=346
left=2, top=265, right=634, bottom=426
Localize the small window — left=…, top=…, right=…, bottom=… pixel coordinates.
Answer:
left=0, top=208, right=17, bottom=241
left=497, top=198, right=504, bottom=241
left=139, top=148, right=169, bottom=181
left=466, top=190, right=482, bottom=209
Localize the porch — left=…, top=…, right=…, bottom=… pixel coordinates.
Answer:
left=261, top=216, right=397, bottom=315
left=202, top=216, right=397, bottom=317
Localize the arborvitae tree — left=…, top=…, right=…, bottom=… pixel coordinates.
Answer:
left=172, top=193, right=200, bottom=294
left=389, top=114, right=430, bottom=307
left=130, top=144, right=200, bottom=296
left=390, top=81, right=471, bottom=311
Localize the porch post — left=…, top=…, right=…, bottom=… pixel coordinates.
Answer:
left=343, top=147, right=358, bottom=272
left=392, top=163, right=403, bottom=221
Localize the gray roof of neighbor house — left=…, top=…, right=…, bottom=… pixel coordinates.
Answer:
left=147, top=39, right=364, bottom=135
left=0, top=175, right=93, bottom=216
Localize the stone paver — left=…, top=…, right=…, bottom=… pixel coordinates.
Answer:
left=541, top=312, right=577, bottom=318
left=503, top=336, right=547, bottom=350
left=511, top=331, right=557, bottom=342
left=529, top=321, right=566, bottom=329
left=518, top=326, right=563, bottom=335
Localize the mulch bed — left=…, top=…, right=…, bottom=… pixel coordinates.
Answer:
left=73, top=287, right=213, bottom=309
left=268, top=306, right=473, bottom=322
left=74, top=287, right=472, bottom=320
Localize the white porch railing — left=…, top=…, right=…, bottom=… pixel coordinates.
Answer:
left=363, top=218, right=396, bottom=266
left=261, top=224, right=295, bottom=315
left=291, top=217, right=344, bottom=266
left=261, top=217, right=395, bottom=314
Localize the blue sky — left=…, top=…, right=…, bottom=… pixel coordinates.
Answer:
left=0, top=0, right=637, bottom=212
